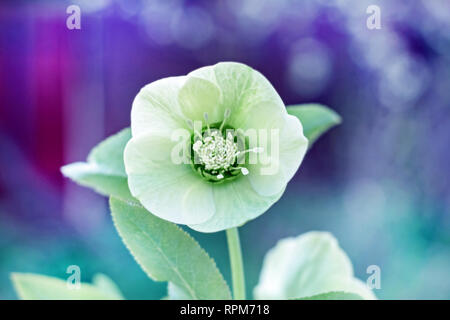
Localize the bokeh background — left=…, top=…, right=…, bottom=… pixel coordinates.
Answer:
left=1, top=0, right=449, bottom=299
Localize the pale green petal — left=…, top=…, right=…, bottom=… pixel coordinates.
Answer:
left=61, top=128, right=134, bottom=201
left=131, top=76, right=188, bottom=137
left=189, top=62, right=286, bottom=131
left=188, top=62, right=250, bottom=117
left=277, top=115, right=308, bottom=183
left=254, top=232, right=376, bottom=300
left=230, top=68, right=286, bottom=131
left=124, top=134, right=215, bottom=225
left=178, top=76, right=222, bottom=123
left=189, top=176, right=283, bottom=233
left=247, top=114, right=308, bottom=196
left=190, top=63, right=307, bottom=197
left=92, top=273, right=125, bottom=299
left=247, top=155, right=284, bottom=197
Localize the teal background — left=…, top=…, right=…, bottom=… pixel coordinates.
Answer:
left=1, top=0, right=449, bottom=299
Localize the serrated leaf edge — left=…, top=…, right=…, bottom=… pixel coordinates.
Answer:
left=109, top=198, right=231, bottom=300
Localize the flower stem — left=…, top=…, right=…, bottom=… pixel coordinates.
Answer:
left=226, top=227, right=246, bottom=300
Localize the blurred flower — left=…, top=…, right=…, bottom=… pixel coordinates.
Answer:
left=254, top=231, right=377, bottom=299
left=124, top=62, right=308, bottom=232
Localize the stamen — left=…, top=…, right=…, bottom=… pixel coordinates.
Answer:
left=236, top=147, right=264, bottom=156
left=230, top=166, right=250, bottom=175
left=193, top=130, right=239, bottom=171
left=189, top=109, right=252, bottom=182
left=193, top=140, right=202, bottom=152
left=219, top=109, right=231, bottom=132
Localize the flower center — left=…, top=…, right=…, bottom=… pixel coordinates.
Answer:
left=188, top=110, right=260, bottom=183
left=193, top=131, right=238, bottom=172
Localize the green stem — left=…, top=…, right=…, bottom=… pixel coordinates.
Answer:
left=226, top=227, right=246, bottom=300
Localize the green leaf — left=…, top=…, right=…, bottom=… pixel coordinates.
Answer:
left=11, top=273, right=123, bottom=300
left=61, top=128, right=134, bottom=201
left=92, top=273, right=125, bottom=299
left=110, top=197, right=231, bottom=300
left=286, top=104, right=341, bottom=147
left=296, top=291, right=364, bottom=300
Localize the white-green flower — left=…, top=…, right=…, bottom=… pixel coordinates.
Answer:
left=124, top=62, right=308, bottom=232
left=253, top=232, right=377, bottom=300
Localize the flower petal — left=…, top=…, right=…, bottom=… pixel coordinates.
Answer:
left=254, top=232, right=377, bottom=300
left=190, top=63, right=305, bottom=197
left=188, top=176, right=283, bottom=233
left=178, top=76, right=222, bottom=123
left=247, top=114, right=308, bottom=196
left=189, top=62, right=287, bottom=130
left=124, top=134, right=215, bottom=225
left=131, top=76, right=188, bottom=137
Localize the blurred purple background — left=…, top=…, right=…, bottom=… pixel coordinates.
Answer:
left=1, top=0, right=449, bottom=299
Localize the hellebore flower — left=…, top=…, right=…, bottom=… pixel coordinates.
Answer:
left=124, top=62, right=308, bottom=232
left=253, top=232, right=377, bottom=300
